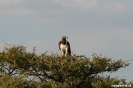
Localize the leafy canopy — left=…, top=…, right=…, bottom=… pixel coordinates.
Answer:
left=0, top=44, right=132, bottom=88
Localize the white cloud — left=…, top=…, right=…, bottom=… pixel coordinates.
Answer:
left=100, top=2, right=127, bottom=12
left=0, top=0, right=38, bottom=16
left=0, top=0, right=24, bottom=6
left=52, top=0, right=98, bottom=10
left=0, top=8, right=38, bottom=16
left=52, top=0, right=127, bottom=13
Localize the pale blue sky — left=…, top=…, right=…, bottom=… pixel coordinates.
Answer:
left=0, top=0, right=133, bottom=81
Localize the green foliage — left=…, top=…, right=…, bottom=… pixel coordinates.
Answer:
left=0, top=44, right=132, bottom=88
left=0, top=73, right=41, bottom=88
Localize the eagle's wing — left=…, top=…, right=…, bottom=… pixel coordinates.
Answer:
left=67, top=41, right=71, bottom=55
left=59, top=41, right=61, bottom=50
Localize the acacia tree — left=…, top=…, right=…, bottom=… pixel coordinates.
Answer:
left=0, top=44, right=132, bottom=88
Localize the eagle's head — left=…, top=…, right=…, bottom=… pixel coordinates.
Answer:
left=62, top=36, right=68, bottom=40
left=61, top=36, right=68, bottom=45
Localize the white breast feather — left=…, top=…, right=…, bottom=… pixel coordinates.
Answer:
left=60, top=44, right=68, bottom=50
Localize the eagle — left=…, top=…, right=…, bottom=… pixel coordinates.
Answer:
left=59, top=36, right=71, bottom=56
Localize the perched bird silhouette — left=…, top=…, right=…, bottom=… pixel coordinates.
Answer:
left=59, top=36, right=71, bottom=56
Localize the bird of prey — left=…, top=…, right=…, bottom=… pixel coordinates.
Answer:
left=59, top=36, right=71, bottom=56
